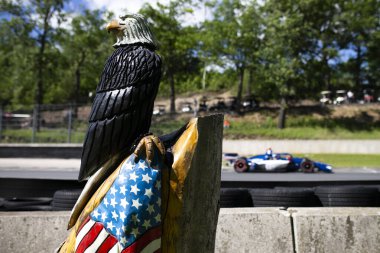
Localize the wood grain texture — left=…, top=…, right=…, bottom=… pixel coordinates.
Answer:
left=58, top=159, right=123, bottom=253
left=162, top=114, right=223, bottom=253
left=58, top=115, right=222, bottom=253
left=79, top=44, right=161, bottom=181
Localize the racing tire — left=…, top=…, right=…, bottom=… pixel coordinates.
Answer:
left=249, top=188, right=314, bottom=207
left=234, top=157, right=249, bottom=173
left=274, top=187, right=322, bottom=207
left=3, top=197, right=52, bottom=209
left=366, top=185, right=380, bottom=207
left=52, top=189, right=82, bottom=211
left=2, top=197, right=53, bottom=211
left=315, top=186, right=378, bottom=207
left=4, top=204, right=53, bottom=211
left=300, top=158, right=315, bottom=173
left=220, top=188, right=253, bottom=208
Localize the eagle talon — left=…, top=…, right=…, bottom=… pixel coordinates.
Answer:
left=133, top=135, right=165, bottom=166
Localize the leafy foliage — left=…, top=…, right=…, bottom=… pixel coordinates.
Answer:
left=0, top=0, right=379, bottom=125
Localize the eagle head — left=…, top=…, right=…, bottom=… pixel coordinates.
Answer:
left=106, top=13, right=159, bottom=49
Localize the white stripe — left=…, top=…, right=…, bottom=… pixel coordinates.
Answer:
left=83, top=228, right=109, bottom=253
left=75, top=219, right=96, bottom=249
left=141, top=238, right=161, bottom=253
left=109, top=243, right=120, bottom=253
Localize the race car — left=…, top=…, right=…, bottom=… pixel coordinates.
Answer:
left=222, top=152, right=239, bottom=167
left=233, top=149, right=333, bottom=173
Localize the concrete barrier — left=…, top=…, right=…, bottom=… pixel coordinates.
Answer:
left=0, top=211, right=70, bottom=253
left=290, top=208, right=380, bottom=253
left=1, top=139, right=380, bottom=159
left=215, top=208, right=293, bottom=253
left=0, top=144, right=82, bottom=158
left=223, top=139, right=380, bottom=155
left=1, top=208, right=379, bottom=253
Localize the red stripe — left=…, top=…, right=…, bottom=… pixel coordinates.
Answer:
left=121, top=226, right=161, bottom=253
left=95, top=234, right=118, bottom=253
left=77, top=216, right=91, bottom=235
left=76, top=222, right=104, bottom=253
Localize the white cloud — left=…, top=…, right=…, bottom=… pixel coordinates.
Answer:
left=85, top=0, right=170, bottom=17
left=83, top=0, right=206, bottom=25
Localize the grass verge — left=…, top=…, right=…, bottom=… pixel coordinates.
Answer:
left=294, top=153, right=380, bottom=168
left=1, top=129, right=85, bottom=143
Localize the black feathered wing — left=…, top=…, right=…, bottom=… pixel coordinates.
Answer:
left=79, top=45, right=161, bottom=181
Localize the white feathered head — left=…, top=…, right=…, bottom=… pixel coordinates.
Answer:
left=106, top=13, right=159, bottom=49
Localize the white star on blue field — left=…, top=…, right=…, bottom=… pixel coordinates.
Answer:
left=90, top=155, right=161, bottom=248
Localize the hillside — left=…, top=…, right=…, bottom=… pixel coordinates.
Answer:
left=151, top=103, right=380, bottom=140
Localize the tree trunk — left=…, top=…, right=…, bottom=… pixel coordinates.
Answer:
left=169, top=73, right=176, bottom=113
left=202, top=62, right=207, bottom=90
left=277, top=97, right=287, bottom=129
left=236, top=66, right=245, bottom=112
left=355, top=44, right=362, bottom=88
left=34, top=43, right=45, bottom=131
left=322, top=54, right=331, bottom=91
left=73, top=51, right=86, bottom=118
left=246, top=68, right=253, bottom=96
left=73, top=67, right=80, bottom=118
left=34, top=7, right=51, bottom=131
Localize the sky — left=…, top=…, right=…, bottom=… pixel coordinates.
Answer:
left=72, top=0, right=170, bottom=15
left=65, top=0, right=208, bottom=25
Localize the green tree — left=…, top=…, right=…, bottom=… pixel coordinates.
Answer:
left=141, top=0, right=199, bottom=113
left=300, top=0, right=343, bottom=91
left=339, top=0, right=380, bottom=88
left=2, top=0, right=67, bottom=130
left=259, top=0, right=309, bottom=128
left=0, top=1, right=35, bottom=108
left=367, top=29, right=380, bottom=87
left=201, top=0, right=263, bottom=107
left=55, top=10, right=114, bottom=115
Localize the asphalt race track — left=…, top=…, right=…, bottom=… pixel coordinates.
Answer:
left=0, top=158, right=80, bottom=180
left=0, top=158, right=379, bottom=181
left=1, top=158, right=380, bottom=198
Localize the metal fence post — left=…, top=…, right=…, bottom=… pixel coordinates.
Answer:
left=67, top=106, right=72, bottom=143
left=32, top=105, right=37, bottom=143
left=0, top=106, right=3, bottom=142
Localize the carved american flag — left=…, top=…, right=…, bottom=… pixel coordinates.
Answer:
left=74, top=155, right=162, bottom=253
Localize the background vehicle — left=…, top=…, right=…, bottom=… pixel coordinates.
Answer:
left=234, top=152, right=333, bottom=173
left=320, top=90, right=332, bottom=105
left=209, top=97, right=228, bottom=112
left=180, top=102, right=193, bottom=113
left=333, top=90, right=347, bottom=105
left=2, top=112, right=31, bottom=129
left=222, top=152, right=239, bottom=167
left=241, top=95, right=259, bottom=111
left=198, top=97, right=208, bottom=112
left=363, top=89, right=375, bottom=103
left=153, top=104, right=166, bottom=115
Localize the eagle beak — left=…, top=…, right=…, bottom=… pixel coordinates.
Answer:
left=106, top=20, right=121, bottom=32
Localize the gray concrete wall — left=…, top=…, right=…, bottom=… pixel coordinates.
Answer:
left=2, top=139, right=380, bottom=159
left=215, top=208, right=293, bottom=253
left=223, top=140, right=380, bottom=155
left=290, top=208, right=380, bottom=253
left=1, top=208, right=379, bottom=253
left=0, top=211, right=70, bottom=253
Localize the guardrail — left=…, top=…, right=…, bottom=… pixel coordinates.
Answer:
left=0, top=144, right=82, bottom=158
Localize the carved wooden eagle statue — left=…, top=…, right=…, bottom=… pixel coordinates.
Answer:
left=78, top=14, right=162, bottom=181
